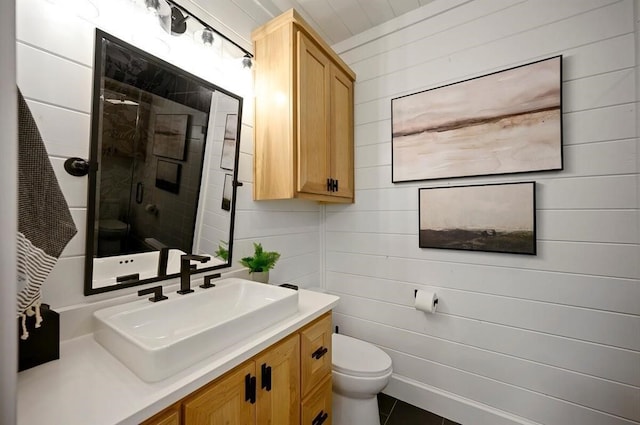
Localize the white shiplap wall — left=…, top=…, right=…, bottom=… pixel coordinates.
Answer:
left=329, top=1, right=640, bottom=424
left=16, top=0, right=320, bottom=309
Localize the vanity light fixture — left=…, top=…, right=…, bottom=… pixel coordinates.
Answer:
left=149, top=0, right=254, bottom=66
left=242, top=53, right=253, bottom=69
left=194, top=27, right=215, bottom=46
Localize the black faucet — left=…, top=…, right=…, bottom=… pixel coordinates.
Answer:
left=178, top=254, right=210, bottom=294
left=157, top=247, right=169, bottom=277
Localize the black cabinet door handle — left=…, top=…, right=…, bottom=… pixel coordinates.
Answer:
left=312, top=410, right=329, bottom=425
left=245, top=373, right=256, bottom=404
left=311, top=346, right=328, bottom=360
left=326, top=178, right=332, bottom=192
left=261, top=363, right=272, bottom=391
left=332, top=179, right=338, bottom=192
left=135, top=182, right=144, bottom=204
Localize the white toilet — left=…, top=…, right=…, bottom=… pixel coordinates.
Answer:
left=306, top=286, right=393, bottom=424
left=98, top=218, right=129, bottom=256
left=332, top=333, right=393, bottom=425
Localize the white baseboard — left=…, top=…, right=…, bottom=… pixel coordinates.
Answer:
left=383, top=374, right=542, bottom=425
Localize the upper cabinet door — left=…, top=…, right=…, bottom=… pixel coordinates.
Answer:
left=297, top=31, right=331, bottom=196
left=330, top=65, right=354, bottom=200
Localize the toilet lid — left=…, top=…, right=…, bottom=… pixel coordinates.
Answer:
left=99, top=219, right=128, bottom=231
left=332, top=333, right=392, bottom=378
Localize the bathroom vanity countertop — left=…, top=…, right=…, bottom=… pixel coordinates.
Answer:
left=17, top=289, right=339, bottom=425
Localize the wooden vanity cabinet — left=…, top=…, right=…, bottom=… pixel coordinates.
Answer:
left=252, top=9, right=355, bottom=203
left=143, top=313, right=333, bottom=425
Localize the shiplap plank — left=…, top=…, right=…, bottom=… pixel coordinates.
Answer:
left=326, top=0, right=371, bottom=37
left=25, top=100, right=90, bottom=159
left=355, top=119, right=391, bottom=146
left=538, top=209, right=639, bottom=243
left=339, top=0, right=521, bottom=64
left=233, top=210, right=319, bottom=238
left=355, top=164, right=638, bottom=201
left=325, top=251, right=640, bottom=315
left=333, top=314, right=639, bottom=420
left=330, top=290, right=640, bottom=387
left=329, top=271, right=640, bottom=350
left=382, top=348, right=638, bottom=425
left=17, top=43, right=92, bottom=113
left=17, top=0, right=94, bottom=66
left=564, top=103, right=636, bottom=145
left=326, top=231, right=639, bottom=279
left=326, top=210, right=417, bottom=234
left=354, top=2, right=633, bottom=103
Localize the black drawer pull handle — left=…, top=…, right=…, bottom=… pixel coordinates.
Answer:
left=311, top=346, right=328, bottom=360
left=312, top=410, right=329, bottom=425
left=261, top=363, right=272, bottom=391
left=245, top=373, right=256, bottom=404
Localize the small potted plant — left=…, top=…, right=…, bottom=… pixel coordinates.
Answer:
left=214, top=241, right=229, bottom=262
left=240, top=242, right=280, bottom=283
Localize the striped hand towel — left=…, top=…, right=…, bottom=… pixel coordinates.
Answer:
left=17, top=89, right=77, bottom=340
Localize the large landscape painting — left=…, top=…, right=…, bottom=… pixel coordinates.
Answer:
left=419, top=182, right=536, bottom=255
left=392, top=56, right=562, bottom=182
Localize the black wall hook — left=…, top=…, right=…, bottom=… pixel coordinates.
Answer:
left=63, top=157, right=91, bottom=177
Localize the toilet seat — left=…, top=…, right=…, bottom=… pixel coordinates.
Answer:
left=99, top=219, right=128, bottom=232
left=332, top=334, right=392, bottom=378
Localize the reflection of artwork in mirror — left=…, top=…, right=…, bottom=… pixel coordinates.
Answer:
left=155, top=159, right=181, bottom=194
left=85, top=29, right=243, bottom=295
left=153, top=114, right=188, bottom=160
left=220, top=114, right=237, bottom=170
left=222, top=174, right=233, bottom=211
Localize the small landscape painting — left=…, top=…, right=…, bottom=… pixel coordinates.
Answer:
left=153, top=114, right=188, bottom=160
left=419, top=182, right=536, bottom=255
left=392, top=56, right=562, bottom=182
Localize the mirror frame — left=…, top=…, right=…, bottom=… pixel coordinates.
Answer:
left=84, top=29, right=242, bottom=295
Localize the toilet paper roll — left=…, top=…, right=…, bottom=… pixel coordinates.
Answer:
left=414, top=290, right=438, bottom=314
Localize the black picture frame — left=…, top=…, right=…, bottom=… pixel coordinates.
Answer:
left=418, top=182, right=536, bottom=255
left=221, top=173, right=233, bottom=211
left=220, top=114, right=238, bottom=171
left=392, top=56, right=562, bottom=183
left=155, top=159, right=181, bottom=194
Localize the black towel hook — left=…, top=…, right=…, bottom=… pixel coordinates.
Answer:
left=64, top=157, right=91, bottom=177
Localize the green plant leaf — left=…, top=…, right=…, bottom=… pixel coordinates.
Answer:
left=239, top=243, right=280, bottom=272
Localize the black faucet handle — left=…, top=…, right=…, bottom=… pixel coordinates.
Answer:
left=181, top=254, right=211, bottom=263
left=138, top=285, right=168, bottom=302
left=200, top=273, right=221, bottom=289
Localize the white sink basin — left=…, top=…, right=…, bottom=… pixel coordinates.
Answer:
left=93, top=278, right=299, bottom=382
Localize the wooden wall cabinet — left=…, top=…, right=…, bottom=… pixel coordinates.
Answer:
left=252, top=9, right=356, bottom=203
left=141, top=312, right=333, bottom=425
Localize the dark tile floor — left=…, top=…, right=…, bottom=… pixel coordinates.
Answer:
left=378, top=393, right=461, bottom=425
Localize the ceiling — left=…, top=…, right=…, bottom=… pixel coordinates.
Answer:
left=216, top=0, right=435, bottom=47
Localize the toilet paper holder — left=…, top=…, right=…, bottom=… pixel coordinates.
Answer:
left=414, top=289, right=438, bottom=305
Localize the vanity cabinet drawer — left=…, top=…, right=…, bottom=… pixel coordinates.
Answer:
left=300, top=312, right=332, bottom=397
left=301, top=375, right=332, bottom=425
left=140, top=403, right=180, bottom=425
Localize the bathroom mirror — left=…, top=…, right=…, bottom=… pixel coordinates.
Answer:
left=84, top=29, right=242, bottom=295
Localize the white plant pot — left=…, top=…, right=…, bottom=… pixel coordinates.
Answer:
left=250, top=271, right=269, bottom=283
